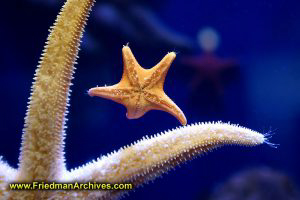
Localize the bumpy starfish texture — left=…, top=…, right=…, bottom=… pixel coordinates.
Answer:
left=0, top=0, right=268, bottom=199
left=64, top=122, right=266, bottom=199
left=1, top=0, right=96, bottom=199
left=89, top=46, right=187, bottom=125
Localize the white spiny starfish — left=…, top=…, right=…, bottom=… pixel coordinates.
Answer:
left=0, top=0, right=269, bottom=199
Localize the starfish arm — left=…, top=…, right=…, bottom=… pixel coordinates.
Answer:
left=144, top=91, right=187, bottom=125
left=89, top=85, right=133, bottom=102
left=67, top=122, right=265, bottom=199
left=17, top=0, right=95, bottom=183
left=142, top=52, right=176, bottom=89
left=122, top=46, right=142, bottom=88
left=89, top=85, right=149, bottom=120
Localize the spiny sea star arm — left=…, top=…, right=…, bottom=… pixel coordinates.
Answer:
left=142, top=52, right=176, bottom=89
left=67, top=122, right=266, bottom=200
left=88, top=85, right=133, bottom=102
left=144, top=91, right=187, bottom=125
left=88, top=85, right=145, bottom=120
left=121, top=46, right=142, bottom=88
left=17, top=0, right=95, bottom=183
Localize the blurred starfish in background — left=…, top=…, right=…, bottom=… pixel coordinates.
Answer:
left=89, top=46, right=187, bottom=125
left=182, top=28, right=238, bottom=95
left=0, top=0, right=267, bottom=199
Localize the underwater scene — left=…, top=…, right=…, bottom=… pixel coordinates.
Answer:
left=0, top=0, right=300, bottom=199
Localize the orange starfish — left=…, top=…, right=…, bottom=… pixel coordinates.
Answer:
left=88, top=46, right=187, bottom=125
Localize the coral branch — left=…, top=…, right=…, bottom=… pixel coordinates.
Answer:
left=67, top=122, right=265, bottom=199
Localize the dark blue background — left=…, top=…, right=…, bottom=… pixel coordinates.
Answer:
left=1, top=0, right=300, bottom=199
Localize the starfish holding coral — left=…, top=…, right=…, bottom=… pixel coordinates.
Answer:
left=0, top=0, right=270, bottom=199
